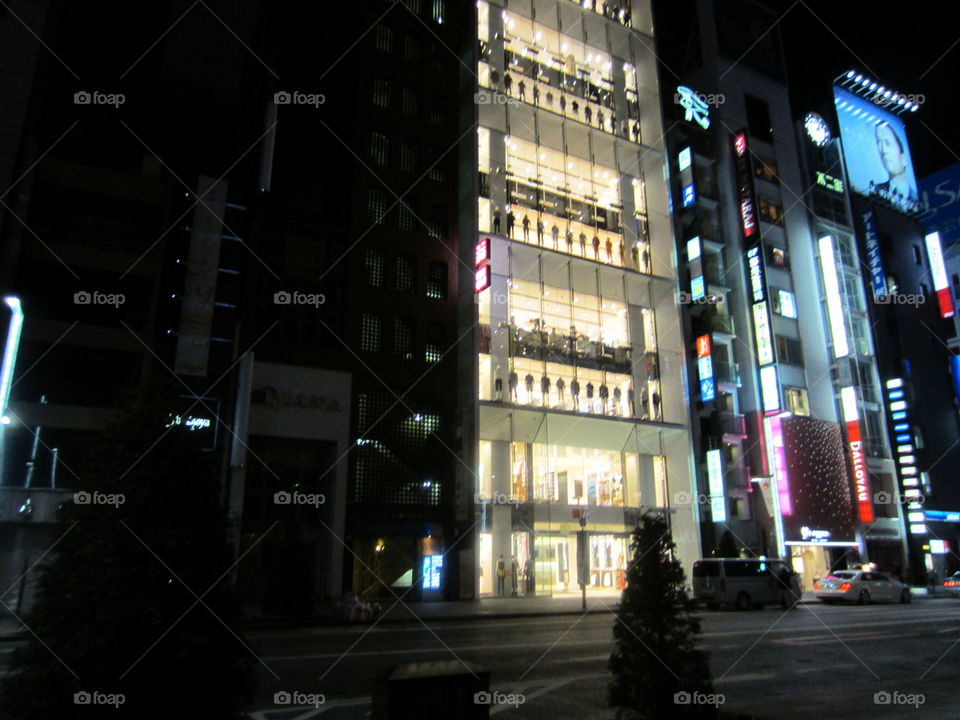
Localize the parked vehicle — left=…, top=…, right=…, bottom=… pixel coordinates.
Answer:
left=814, top=570, right=911, bottom=604
left=692, top=558, right=801, bottom=610
left=943, top=571, right=960, bottom=597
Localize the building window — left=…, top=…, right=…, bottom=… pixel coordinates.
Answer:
left=402, top=88, right=418, bottom=118
left=429, top=98, right=447, bottom=127
left=375, top=25, right=393, bottom=52
left=913, top=245, right=923, bottom=264
left=432, top=0, right=445, bottom=23
left=361, top=313, right=382, bottom=352
left=394, top=317, right=415, bottom=360
left=396, top=254, right=417, bottom=293
left=398, top=201, right=418, bottom=232
left=372, top=78, right=391, bottom=108
left=759, top=198, right=784, bottom=225
left=427, top=150, right=446, bottom=182
left=776, top=336, right=803, bottom=366
left=754, top=157, right=778, bottom=184
left=404, top=0, right=421, bottom=13
left=403, top=35, right=419, bottom=62
left=428, top=204, right=447, bottom=240
left=425, top=323, right=445, bottom=363
left=745, top=94, right=773, bottom=141
left=370, top=132, right=389, bottom=166
left=365, top=249, right=384, bottom=287
left=772, top=289, right=797, bottom=318
left=426, top=261, right=447, bottom=299
left=368, top=188, right=389, bottom=225
left=784, top=387, right=809, bottom=415
left=400, top=142, right=417, bottom=174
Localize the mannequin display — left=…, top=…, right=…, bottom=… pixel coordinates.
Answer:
left=605, top=238, right=613, bottom=262
left=546, top=91, right=553, bottom=107
left=631, top=244, right=639, bottom=269
left=619, top=242, right=625, bottom=266
left=628, top=387, right=635, bottom=416
left=613, top=386, right=622, bottom=416
left=579, top=232, right=587, bottom=256
left=490, top=67, right=500, bottom=90
left=571, top=378, right=581, bottom=410
left=585, top=105, right=593, bottom=125
left=522, top=214, right=530, bottom=242
left=586, top=382, right=595, bottom=413
left=597, top=109, right=604, bottom=130
left=537, top=219, right=545, bottom=245
left=504, top=74, right=513, bottom=96
left=566, top=227, right=574, bottom=253
left=532, top=85, right=540, bottom=105
left=541, top=374, right=551, bottom=406
left=507, top=210, right=515, bottom=238
left=599, top=383, right=609, bottom=413
left=640, top=388, right=649, bottom=419
left=572, top=100, right=580, bottom=116
left=509, top=371, right=519, bottom=402
left=641, top=246, right=650, bottom=273
left=525, top=373, right=535, bottom=400
left=551, top=224, right=560, bottom=249
left=494, top=365, right=503, bottom=400
left=493, top=209, right=502, bottom=235
left=518, top=80, right=527, bottom=102
left=557, top=377, right=566, bottom=404
left=560, top=95, right=567, bottom=114
left=592, top=235, right=601, bottom=260
left=652, top=391, right=661, bottom=420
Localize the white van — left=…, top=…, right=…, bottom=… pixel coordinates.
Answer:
left=692, top=558, right=801, bottom=610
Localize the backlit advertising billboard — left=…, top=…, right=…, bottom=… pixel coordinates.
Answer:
left=777, top=416, right=857, bottom=546
left=833, top=86, right=919, bottom=214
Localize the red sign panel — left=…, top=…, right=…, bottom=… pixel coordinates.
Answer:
left=475, top=237, right=490, bottom=267
left=846, top=420, right=874, bottom=523
left=696, top=334, right=711, bottom=358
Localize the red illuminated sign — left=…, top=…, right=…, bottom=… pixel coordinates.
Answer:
left=474, top=265, right=491, bottom=293
left=475, top=237, right=491, bottom=267
left=845, top=420, right=874, bottom=523
left=696, top=334, right=711, bottom=358
left=734, top=132, right=747, bottom=156
left=740, top=199, right=757, bottom=237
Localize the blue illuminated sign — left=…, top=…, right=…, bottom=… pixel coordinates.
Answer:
left=683, top=183, right=696, bottom=207
left=860, top=210, right=887, bottom=299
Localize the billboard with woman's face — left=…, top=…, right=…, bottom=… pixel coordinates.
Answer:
left=833, top=86, right=919, bottom=214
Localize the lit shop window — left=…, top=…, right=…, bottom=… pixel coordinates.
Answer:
left=477, top=440, right=492, bottom=498
left=372, top=78, right=391, bottom=108
left=784, top=387, right=809, bottom=416
left=361, top=313, right=382, bottom=353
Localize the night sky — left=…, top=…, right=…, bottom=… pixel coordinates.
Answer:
left=760, top=0, right=959, bottom=179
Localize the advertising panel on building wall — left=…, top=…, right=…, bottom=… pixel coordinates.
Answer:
left=777, top=415, right=857, bottom=545
left=833, top=86, right=920, bottom=214
left=919, top=161, right=960, bottom=247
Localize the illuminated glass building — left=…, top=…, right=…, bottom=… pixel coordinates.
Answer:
left=459, top=0, right=700, bottom=599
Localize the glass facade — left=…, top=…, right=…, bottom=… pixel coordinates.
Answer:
left=470, top=0, right=698, bottom=598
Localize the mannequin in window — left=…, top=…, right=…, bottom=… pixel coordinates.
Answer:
left=493, top=209, right=502, bottom=235
left=586, top=382, right=595, bottom=412
left=613, top=386, right=622, bottom=416
left=619, top=241, right=625, bottom=266
left=579, top=231, right=587, bottom=256
left=605, top=237, right=613, bottom=262
left=541, top=374, right=551, bottom=406
left=525, top=372, right=534, bottom=400
left=532, top=85, right=540, bottom=105
left=560, top=95, right=567, bottom=114
left=565, top=226, right=574, bottom=253
left=490, top=67, right=500, bottom=90
left=598, top=109, right=605, bottom=130
left=504, top=74, right=513, bottom=96
left=509, top=370, right=519, bottom=402
left=572, top=100, right=580, bottom=116
left=537, top=218, right=545, bottom=245
left=571, top=378, right=581, bottom=410
left=546, top=91, right=553, bottom=107
left=641, top=246, right=650, bottom=273
left=631, top=244, right=640, bottom=269
left=551, top=223, right=560, bottom=249
left=557, top=377, right=566, bottom=405
left=640, top=387, right=649, bottom=419
left=522, top=214, right=530, bottom=242
left=652, top=391, right=661, bottom=421
left=592, top=234, right=601, bottom=260
left=507, top=210, right=515, bottom=238
left=518, top=80, right=526, bottom=102
left=494, top=364, right=503, bottom=401
left=599, top=383, right=609, bottom=413
left=585, top=105, right=593, bottom=125
left=628, top=387, right=635, bottom=416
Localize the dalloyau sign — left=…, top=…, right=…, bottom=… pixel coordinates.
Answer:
left=254, top=386, right=342, bottom=412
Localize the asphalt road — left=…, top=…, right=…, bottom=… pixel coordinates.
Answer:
left=3, top=600, right=960, bottom=718
left=242, top=599, right=960, bottom=719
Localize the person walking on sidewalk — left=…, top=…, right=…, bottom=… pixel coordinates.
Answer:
left=497, top=555, right=506, bottom=595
